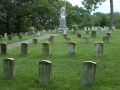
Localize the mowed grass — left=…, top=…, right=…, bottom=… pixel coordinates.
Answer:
left=0, top=29, right=120, bottom=90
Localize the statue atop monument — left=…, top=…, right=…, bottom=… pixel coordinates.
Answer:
left=57, top=0, right=68, bottom=32
left=60, top=5, right=66, bottom=18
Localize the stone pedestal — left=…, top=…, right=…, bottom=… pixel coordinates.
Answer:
left=39, top=60, right=52, bottom=83
left=81, top=61, right=96, bottom=86
left=1, top=43, right=7, bottom=54
left=57, top=16, right=68, bottom=32
left=3, top=58, right=15, bottom=79
left=21, top=42, right=28, bottom=54
left=94, top=42, right=103, bottom=57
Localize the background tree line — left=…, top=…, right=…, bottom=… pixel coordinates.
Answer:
left=0, top=0, right=120, bottom=35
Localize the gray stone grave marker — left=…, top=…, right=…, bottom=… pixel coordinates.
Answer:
left=39, top=60, right=52, bottom=83
left=21, top=42, right=28, bottom=54
left=103, top=36, right=109, bottom=43
left=3, top=58, right=15, bottom=79
left=106, top=32, right=111, bottom=38
left=68, top=42, right=76, bottom=55
left=83, top=37, right=89, bottom=43
left=33, top=39, right=38, bottom=44
left=91, top=31, right=96, bottom=38
left=81, top=61, right=96, bottom=86
left=1, top=43, right=7, bottom=54
left=94, top=42, right=103, bottom=57
left=49, top=38, right=54, bottom=44
left=42, top=42, right=50, bottom=55
left=65, top=37, right=71, bottom=43
left=0, top=35, right=3, bottom=41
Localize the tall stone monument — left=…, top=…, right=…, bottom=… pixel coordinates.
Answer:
left=57, top=0, right=68, bottom=32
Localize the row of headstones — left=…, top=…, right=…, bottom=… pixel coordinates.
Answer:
left=3, top=58, right=96, bottom=86
left=0, top=35, right=54, bottom=54
left=84, top=26, right=110, bottom=31
left=0, top=35, right=103, bottom=56
left=64, top=31, right=111, bottom=43
left=64, top=34, right=104, bottom=56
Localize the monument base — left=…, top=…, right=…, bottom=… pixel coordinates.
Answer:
left=57, top=28, right=68, bottom=32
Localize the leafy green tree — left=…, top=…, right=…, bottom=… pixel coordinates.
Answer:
left=82, top=0, right=114, bottom=28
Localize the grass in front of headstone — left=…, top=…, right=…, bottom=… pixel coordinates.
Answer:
left=0, top=29, right=120, bottom=90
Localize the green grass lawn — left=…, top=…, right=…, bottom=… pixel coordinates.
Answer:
left=0, top=29, right=120, bottom=90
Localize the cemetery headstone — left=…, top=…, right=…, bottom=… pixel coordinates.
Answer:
left=1, top=43, right=7, bottom=54
left=81, top=61, right=96, bottom=86
left=94, top=42, right=103, bottom=57
left=68, top=42, right=76, bottom=55
left=106, top=32, right=111, bottom=38
left=21, top=42, right=29, bottom=54
left=4, top=33, right=7, bottom=38
left=83, top=37, right=89, bottom=43
left=77, top=33, right=81, bottom=38
left=18, top=34, right=22, bottom=40
left=33, top=39, right=38, bottom=44
left=103, top=36, right=109, bottom=43
left=42, top=42, right=50, bottom=55
left=3, top=58, right=15, bottom=79
left=63, top=34, right=67, bottom=39
left=65, top=37, right=71, bottom=43
left=8, top=35, right=12, bottom=40
left=39, top=60, right=52, bottom=83
left=91, top=31, right=96, bottom=38
left=49, top=38, right=54, bottom=44
left=97, top=27, right=101, bottom=34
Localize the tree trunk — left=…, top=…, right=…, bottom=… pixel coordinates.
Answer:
left=110, top=0, right=114, bottom=28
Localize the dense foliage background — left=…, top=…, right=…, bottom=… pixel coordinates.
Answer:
left=0, top=0, right=120, bottom=35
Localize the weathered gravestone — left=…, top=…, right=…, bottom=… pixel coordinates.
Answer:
left=91, top=31, right=96, bottom=38
left=97, top=27, right=101, bottom=34
left=68, top=42, right=76, bottom=55
left=4, top=33, right=7, bottom=38
left=94, top=42, right=103, bottom=57
left=49, top=37, right=54, bottom=44
left=77, top=33, right=81, bottom=38
left=33, top=38, right=38, bottom=44
left=103, top=36, right=109, bottom=43
left=39, top=60, right=52, bottom=83
left=18, top=34, right=22, bottom=40
left=106, top=32, right=111, bottom=38
left=63, top=34, right=67, bottom=39
left=50, top=35, right=54, bottom=39
left=65, top=37, right=71, bottom=43
left=86, top=30, right=89, bottom=34
left=81, top=61, right=96, bottom=86
left=8, top=35, right=12, bottom=40
left=83, top=37, right=89, bottom=43
left=3, top=58, right=15, bottom=79
left=42, top=42, right=50, bottom=55
left=1, top=43, right=7, bottom=54
left=21, top=42, right=29, bottom=54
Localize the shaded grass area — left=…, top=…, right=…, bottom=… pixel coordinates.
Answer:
left=0, top=29, right=120, bottom=90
